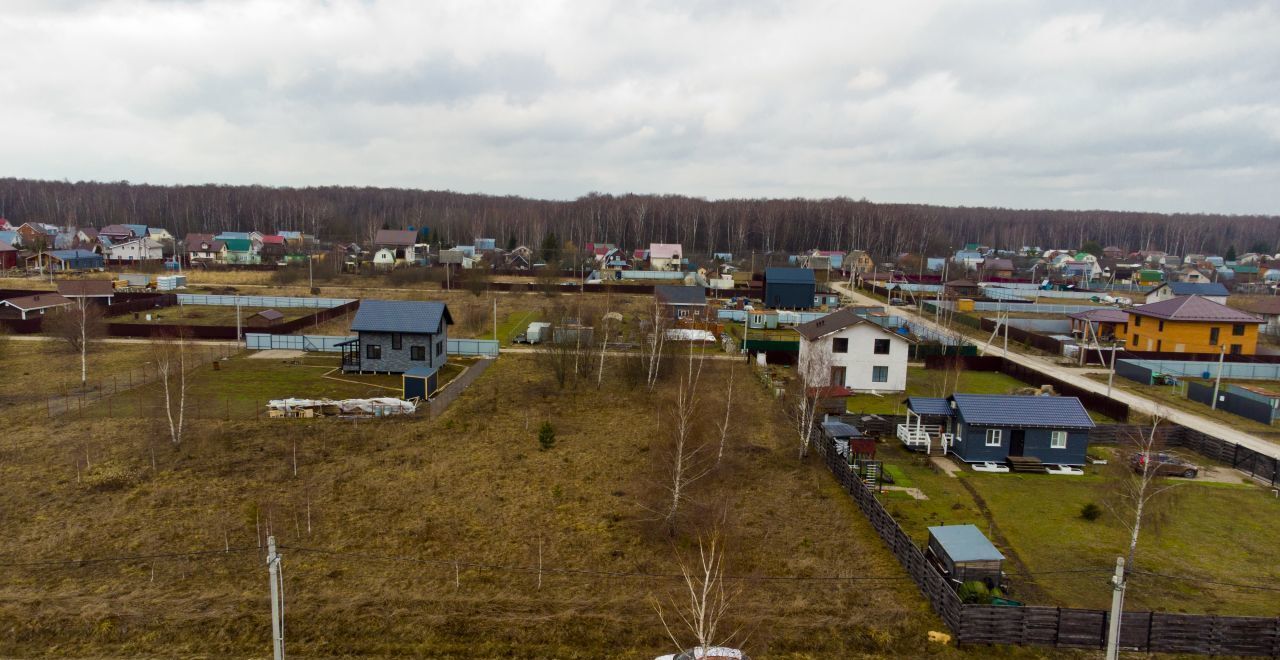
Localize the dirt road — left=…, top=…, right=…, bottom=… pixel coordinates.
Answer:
left=830, top=280, right=1280, bottom=461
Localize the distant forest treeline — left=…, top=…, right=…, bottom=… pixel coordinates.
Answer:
left=0, top=178, right=1276, bottom=258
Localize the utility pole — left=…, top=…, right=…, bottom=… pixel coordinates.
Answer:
left=267, top=536, right=285, bottom=660
left=1106, top=340, right=1118, bottom=397
left=236, top=295, right=243, bottom=343
left=492, top=297, right=498, bottom=342
left=1105, top=556, right=1126, bottom=660
left=1211, top=343, right=1226, bottom=409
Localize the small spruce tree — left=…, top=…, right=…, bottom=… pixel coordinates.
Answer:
left=538, top=421, right=556, bottom=451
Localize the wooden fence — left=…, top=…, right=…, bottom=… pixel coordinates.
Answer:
left=811, top=431, right=1280, bottom=655
left=105, top=300, right=360, bottom=340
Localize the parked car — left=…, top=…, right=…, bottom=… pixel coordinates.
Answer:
left=1129, top=452, right=1199, bottom=478
left=972, top=461, right=1009, bottom=473
left=512, top=333, right=529, bottom=344
left=1045, top=465, right=1084, bottom=476
left=888, top=297, right=907, bottom=306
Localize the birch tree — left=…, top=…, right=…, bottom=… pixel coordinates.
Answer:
left=654, top=532, right=742, bottom=658
left=789, top=340, right=832, bottom=460
left=155, top=331, right=191, bottom=446
left=47, top=298, right=105, bottom=388
left=643, top=302, right=669, bottom=392
left=713, top=365, right=735, bottom=466
left=658, top=343, right=713, bottom=536
left=1103, top=412, right=1182, bottom=570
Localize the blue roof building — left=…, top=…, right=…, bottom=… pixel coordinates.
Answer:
left=927, top=524, right=1005, bottom=588
left=904, top=394, right=1095, bottom=466
left=341, top=300, right=453, bottom=374
left=763, top=267, right=817, bottom=309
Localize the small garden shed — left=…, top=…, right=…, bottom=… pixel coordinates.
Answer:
left=926, top=524, right=1004, bottom=588
left=402, top=365, right=440, bottom=400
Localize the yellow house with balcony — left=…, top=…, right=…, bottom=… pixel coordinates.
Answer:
left=1126, top=295, right=1264, bottom=355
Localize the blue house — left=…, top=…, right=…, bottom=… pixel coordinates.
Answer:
left=903, top=394, right=1094, bottom=466
left=340, top=300, right=452, bottom=375
left=764, top=267, right=816, bottom=309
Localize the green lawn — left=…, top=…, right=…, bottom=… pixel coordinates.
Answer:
left=872, top=443, right=1280, bottom=616
left=846, top=368, right=1030, bottom=415
left=477, top=310, right=541, bottom=345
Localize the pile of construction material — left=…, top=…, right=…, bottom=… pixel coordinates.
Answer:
left=266, top=397, right=416, bottom=418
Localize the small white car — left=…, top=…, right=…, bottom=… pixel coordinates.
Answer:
left=972, top=461, right=1010, bottom=473
left=1046, top=465, right=1084, bottom=476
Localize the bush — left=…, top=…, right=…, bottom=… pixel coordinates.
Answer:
left=538, top=421, right=556, bottom=451
left=957, top=581, right=990, bottom=604
left=1080, top=502, right=1102, bottom=521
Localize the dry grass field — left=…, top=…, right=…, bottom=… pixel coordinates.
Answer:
left=0, top=343, right=1096, bottom=658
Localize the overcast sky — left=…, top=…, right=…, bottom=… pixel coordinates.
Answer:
left=2, top=1, right=1277, bottom=214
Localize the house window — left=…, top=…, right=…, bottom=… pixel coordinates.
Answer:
left=1230, top=344, right=1242, bottom=355
left=435, top=341, right=444, bottom=357
left=1158, top=320, right=1164, bottom=332
left=365, top=344, right=381, bottom=360
left=1134, top=316, right=1141, bottom=327
left=1232, top=324, right=1245, bottom=336
left=1050, top=430, right=1067, bottom=449
left=1209, top=327, right=1220, bottom=345
left=985, top=429, right=1002, bottom=447
left=1156, top=340, right=1162, bottom=352
left=1131, top=333, right=1139, bottom=346
left=830, top=366, right=846, bottom=386
left=873, top=338, right=891, bottom=355
left=392, top=333, right=402, bottom=350
left=871, top=366, right=889, bottom=383
left=410, top=346, right=425, bottom=361
left=832, top=338, right=849, bottom=353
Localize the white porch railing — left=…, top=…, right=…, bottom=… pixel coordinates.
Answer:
left=897, top=423, right=942, bottom=453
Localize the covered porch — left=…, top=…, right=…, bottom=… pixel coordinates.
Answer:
left=899, top=397, right=956, bottom=455
left=337, top=338, right=361, bottom=372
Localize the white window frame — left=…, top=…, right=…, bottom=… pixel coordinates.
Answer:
left=871, top=365, right=888, bottom=383
left=985, top=429, right=1002, bottom=447
left=1050, top=430, right=1067, bottom=449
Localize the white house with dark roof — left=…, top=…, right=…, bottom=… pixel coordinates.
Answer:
left=795, top=307, right=916, bottom=392
left=1146, top=281, right=1228, bottom=305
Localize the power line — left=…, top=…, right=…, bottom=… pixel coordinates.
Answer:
left=0, top=546, right=258, bottom=569
left=279, top=544, right=916, bottom=583
left=1128, top=569, right=1280, bottom=593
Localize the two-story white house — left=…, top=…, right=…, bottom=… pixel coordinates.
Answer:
left=104, top=237, right=164, bottom=262
left=795, top=307, right=916, bottom=392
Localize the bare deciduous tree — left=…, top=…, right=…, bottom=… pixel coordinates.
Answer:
left=642, top=302, right=669, bottom=392
left=653, top=531, right=742, bottom=658
left=46, top=298, right=106, bottom=388
left=1103, top=412, right=1182, bottom=571
left=645, top=343, right=717, bottom=537
left=789, top=341, right=832, bottom=460
left=713, top=365, right=735, bottom=466
left=155, top=331, right=191, bottom=446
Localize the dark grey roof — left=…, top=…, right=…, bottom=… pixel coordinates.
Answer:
left=928, top=524, right=1005, bottom=562
left=255, top=309, right=285, bottom=321
left=765, top=267, right=815, bottom=284
left=654, top=285, right=706, bottom=306
left=821, top=421, right=862, bottom=439
left=907, top=397, right=953, bottom=416
left=952, top=394, right=1095, bottom=429
left=351, top=300, right=453, bottom=334
left=403, top=364, right=440, bottom=378
left=1162, top=282, right=1229, bottom=297
left=794, top=307, right=917, bottom=343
